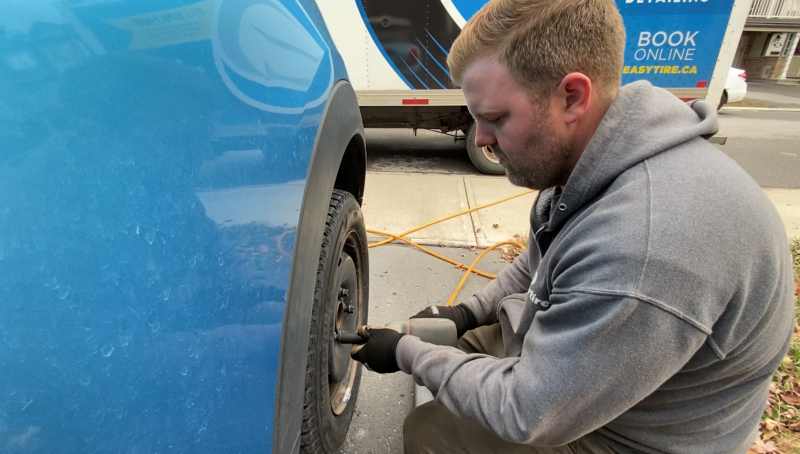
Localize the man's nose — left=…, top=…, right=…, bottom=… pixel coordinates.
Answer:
left=473, top=124, right=495, bottom=149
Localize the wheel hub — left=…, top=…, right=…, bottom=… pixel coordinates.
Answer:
left=482, top=145, right=500, bottom=164
left=329, top=249, right=360, bottom=415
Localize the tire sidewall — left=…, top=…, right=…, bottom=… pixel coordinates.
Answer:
left=307, top=192, right=368, bottom=453
left=466, top=122, right=506, bottom=175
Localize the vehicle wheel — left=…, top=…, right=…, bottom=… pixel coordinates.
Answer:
left=466, top=122, right=505, bottom=175
left=301, top=189, right=369, bottom=454
left=717, top=90, right=728, bottom=111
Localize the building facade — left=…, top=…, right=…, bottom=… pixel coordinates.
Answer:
left=734, top=0, right=800, bottom=82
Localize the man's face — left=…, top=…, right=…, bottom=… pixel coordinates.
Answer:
left=461, top=57, right=575, bottom=190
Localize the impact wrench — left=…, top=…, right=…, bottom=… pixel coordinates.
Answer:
left=335, top=318, right=457, bottom=346
left=335, top=318, right=458, bottom=407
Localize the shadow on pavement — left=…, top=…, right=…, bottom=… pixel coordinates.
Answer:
left=366, top=129, right=481, bottom=175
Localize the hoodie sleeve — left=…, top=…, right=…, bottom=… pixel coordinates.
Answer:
left=396, top=291, right=707, bottom=446
left=460, top=240, right=538, bottom=326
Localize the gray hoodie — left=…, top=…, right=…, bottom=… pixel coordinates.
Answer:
left=396, top=81, right=795, bottom=454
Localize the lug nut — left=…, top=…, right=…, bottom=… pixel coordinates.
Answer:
left=345, top=305, right=355, bottom=313
left=339, top=288, right=350, bottom=298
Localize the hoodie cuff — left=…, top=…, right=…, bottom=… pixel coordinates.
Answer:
left=460, top=296, right=491, bottom=327
left=396, top=335, right=428, bottom=375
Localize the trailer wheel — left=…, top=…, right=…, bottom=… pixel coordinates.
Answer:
left=301, top=189, right=369, bottom=454
left=466, top=122, right=505, bottom=175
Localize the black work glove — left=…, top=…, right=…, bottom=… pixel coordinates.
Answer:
left=350, top=326, right=405, bottom=374
left=410, top=304, right=478, bottom=338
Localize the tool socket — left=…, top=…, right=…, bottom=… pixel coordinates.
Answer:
left=335, top=332, right=367, bottom=344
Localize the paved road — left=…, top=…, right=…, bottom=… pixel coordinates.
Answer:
left=342, top=110, right=799, bottom=453
left=366, top=128, right=480, bottom=176
left=716, top=111, right=800, bottom=188
left=744, top=82, right=800, bottom=108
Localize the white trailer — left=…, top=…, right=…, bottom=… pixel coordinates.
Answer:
left=317, top=0, right=749, bottom=174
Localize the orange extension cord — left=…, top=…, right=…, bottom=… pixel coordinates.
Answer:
left=366, top=190, right=533, bottom=306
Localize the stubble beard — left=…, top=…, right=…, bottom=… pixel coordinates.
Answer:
left=497, top=121, right=575, bottom=191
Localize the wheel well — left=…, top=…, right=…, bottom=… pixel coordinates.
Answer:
left=333, top=134, right=366, bottom=205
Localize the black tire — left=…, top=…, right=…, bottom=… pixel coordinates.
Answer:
left=717, top=90, right=728, bottom=111
left=301, top=189, right=369, bottom=454
left=466, top=122, right=505, bottom=175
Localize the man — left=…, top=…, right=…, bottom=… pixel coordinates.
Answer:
left=350, top=0, right=795, bottom=452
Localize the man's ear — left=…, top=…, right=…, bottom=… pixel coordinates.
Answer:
left=555, top=73, right=592, bottom=125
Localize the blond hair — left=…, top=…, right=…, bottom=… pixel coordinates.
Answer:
left=448, top=0, right=626, bottom=101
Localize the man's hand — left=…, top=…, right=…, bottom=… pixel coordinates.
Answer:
left=350, top=326, right=405, bottom=374
left=411, top=304, right=477, bottom=338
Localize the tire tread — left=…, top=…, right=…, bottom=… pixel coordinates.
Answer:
left=300, top=190, right=362, bottom=454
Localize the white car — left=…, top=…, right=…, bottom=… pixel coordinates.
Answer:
left=720, top=67, right=748, bottom=109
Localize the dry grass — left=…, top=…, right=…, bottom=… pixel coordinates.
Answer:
left=496, top=234, right=528, bottom=263
left=750, top=239, right=800, bottom=453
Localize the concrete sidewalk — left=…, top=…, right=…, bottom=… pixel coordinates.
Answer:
left=362, top=173, right=800, bottom=246
left=361, top=173, right=537, bottom=248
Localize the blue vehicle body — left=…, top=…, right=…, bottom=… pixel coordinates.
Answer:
left=0, top=1, right=365, bottom=452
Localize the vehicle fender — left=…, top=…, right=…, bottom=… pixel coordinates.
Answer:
left=273, top=79, right=365, bottom=454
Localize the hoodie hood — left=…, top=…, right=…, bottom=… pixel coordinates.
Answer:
left=547, top=80, right=719, bottom=228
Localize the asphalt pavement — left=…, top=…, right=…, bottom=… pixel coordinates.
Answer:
left=716, top=111, right=800, bottom=189
left=742, top=82, right=800, bottom=109
left=365, top=128, right=480, bottom=176
left=339, top=108, right=800, bottom=454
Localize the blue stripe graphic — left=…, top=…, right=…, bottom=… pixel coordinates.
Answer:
left=425, top=29, right=450, bottom=56
left=416, top=38, right=450, bottom=77
left=401, top=59, right=430, bottom=89
left=410, top=50, right=446, bottom=89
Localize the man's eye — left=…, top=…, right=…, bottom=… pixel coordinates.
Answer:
left=486, top=117, right=501, bottom=124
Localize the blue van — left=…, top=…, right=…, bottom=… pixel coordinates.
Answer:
left=0, top=1, right=368, bottom=453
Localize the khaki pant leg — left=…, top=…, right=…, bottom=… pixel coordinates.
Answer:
left=407, top=324, right=616, bottom=454
left=457, top=323, right=506, bottom=357
left=404, top=401, right=616, bottom=454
